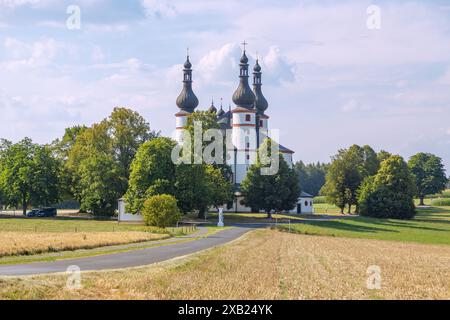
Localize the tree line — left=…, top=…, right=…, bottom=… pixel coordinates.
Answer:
left=0, top=107, right=447, bottom=221
left=317, top=145, right=448, bottom=219
left=0, top=108, right=299, bottom=220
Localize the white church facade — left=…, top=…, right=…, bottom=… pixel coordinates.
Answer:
left=174, top=46, right=308, bottom=213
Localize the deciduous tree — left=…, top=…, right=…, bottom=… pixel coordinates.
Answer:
left=408, top=153, right=447, bottom=205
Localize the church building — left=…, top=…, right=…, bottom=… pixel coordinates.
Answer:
left=175, top=46, right=298, bottom=213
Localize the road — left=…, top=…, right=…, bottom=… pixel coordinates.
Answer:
left=0, top=226, right=255, bottom=277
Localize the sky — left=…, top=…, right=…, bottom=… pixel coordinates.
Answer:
left=0, top=0, right=450, bottom=172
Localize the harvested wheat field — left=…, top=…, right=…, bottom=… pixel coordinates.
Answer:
left=0, top=229, right=449, bottom=300
left=0, top=232, right=168, bottom=257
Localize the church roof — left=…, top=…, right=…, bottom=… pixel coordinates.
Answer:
left=176, top=55, right=199, bottom=113
left=300, top=191, right=314, bottom=198
left=279, top=144, right=295, bottom=154
left=232, top=50, right=256, bottom=109
left=208, top=100, right=217, bottom=113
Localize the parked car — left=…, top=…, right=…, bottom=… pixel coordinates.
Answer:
left=36, top=207, right=57, bottom=217
left=26, top=209, right=39, bottom=217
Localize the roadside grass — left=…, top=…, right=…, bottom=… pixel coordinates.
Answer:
left=1, top=229, right=448, bottom=300
left=276, top=206, right=450, bottom=245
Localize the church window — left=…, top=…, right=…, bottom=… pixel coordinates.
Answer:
left=245, top=115, right=251, bottom=122
left=260, top=120, right=263, bottom=127
left=246, top=154, right=250, bottom=160
left=305, top=201, right=308, bottom=207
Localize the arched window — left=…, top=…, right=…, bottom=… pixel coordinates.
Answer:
left=305, top=201, right=308, bottom=207
left=245, top=115, right=251, bottom=122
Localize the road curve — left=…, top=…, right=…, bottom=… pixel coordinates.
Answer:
left=0, top=226, right=255, bottom=277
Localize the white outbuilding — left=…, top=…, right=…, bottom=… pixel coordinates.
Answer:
left=290, top=192, right=315, bottom=214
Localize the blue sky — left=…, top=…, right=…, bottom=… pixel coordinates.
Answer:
left=1, top=0, right=450, bottom=172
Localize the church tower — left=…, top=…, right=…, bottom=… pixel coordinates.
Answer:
left=230, top=45, right=257, bottom=185
left=175, top=55, right=199, bottom=143
left=253, top=59, right=269, bottom=147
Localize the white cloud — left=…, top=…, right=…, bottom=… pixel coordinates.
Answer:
left=141, top=0, right=177, bottom=18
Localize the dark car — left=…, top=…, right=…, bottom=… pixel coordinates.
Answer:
left=26, top=209, right=39, bottom=217
left=36, top=207, right=57, bottom=217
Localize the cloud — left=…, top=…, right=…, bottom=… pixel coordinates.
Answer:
left=141, top=0, right=177, bottom=18
left=262, top=46, right=295, bottom=84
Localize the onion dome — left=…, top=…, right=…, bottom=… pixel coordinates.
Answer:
left=176, top=55, right=199, bottom=113
left=208, top=99, right=217, bottom=113
left=253, top=59, right=268, bottom=114
left=217, top=99, right=225, bottom=117
left=184, top=56, right=192, bottom=69
left=232, top=50, right=255, bottom=109
left=217, top=106, right=225, bottom=117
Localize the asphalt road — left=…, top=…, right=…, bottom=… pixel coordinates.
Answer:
left=0, top=226, right=255, bottom=277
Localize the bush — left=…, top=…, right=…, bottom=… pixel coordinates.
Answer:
left=431, top=198, right=450, bottom=206
left=313, top=196, right=328, bottom=204
left=358, top=155, right=416, bottom=219
left=141, top=194, right=181, bottom=228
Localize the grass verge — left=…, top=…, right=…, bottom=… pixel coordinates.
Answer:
left=275, top=206, right=450, bottom=245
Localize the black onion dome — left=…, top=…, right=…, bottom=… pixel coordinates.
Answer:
left=232, top=51, right=255, bottom=109
left=208, top=100, right=217, bottom=113
left=184, top=56, right=192, bottom=69
left=176, top=56, right=199, bottom=113
left=176, top=88, right=199, bottom=113
left=253, top=59, right=268, bottom=114
left=240, top=51, right=249, bottom=64
left=253, top=59, right=261, bottom=72
left=217, top=106, right=225, bottom=117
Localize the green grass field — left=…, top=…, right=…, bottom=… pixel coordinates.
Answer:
left=277, top=206, right=450, bottom=245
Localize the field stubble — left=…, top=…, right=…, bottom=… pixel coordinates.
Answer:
left=0, top=229, right=448, bottom=300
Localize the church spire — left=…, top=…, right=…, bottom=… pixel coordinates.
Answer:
left=208, top=98, right=217, bottom=113
left=176, top=54, right=199, bottom=113
left=253, top=59, right=268, bottom=114
left=232, top=41, right=256, bottom=109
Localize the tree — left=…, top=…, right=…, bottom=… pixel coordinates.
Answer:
left=124, top=137, right=177, bottom=214
left=141, top=194, right=181, bottom=228
left=0, top=138, right=61, bottom=214
left=408, top=153, right=448, bottom=205
left=205, top=165, right=233, bottom=210
left=78, top=153, right=123, bottom=216
left=377, top=150, right=392, bottom=164
left=66, top=108, right=156, bottom=216
left=294, top=161, right=328, bottom=196
left=173, top=111, right=232, bottom=218
left=359, top=155, right=416, bottom=219
left=174, top=163, right=211, bottom=218
left=30, top=145, right=61, bottom=207
left=52, top=125, right=87, bottom=160
left=106, top=107, right=158, bottom=180
left=321, top=145, right=380, bottom=214
left=241, top=139, right=299, bottom=219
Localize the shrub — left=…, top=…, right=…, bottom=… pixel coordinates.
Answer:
left=431, top=198, right=450, bottom=206
left=358, top=155, right=416, bottom=219
left=141, top=194, right=181, bottom=228
left=313, top=196, right=328, bottom=204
